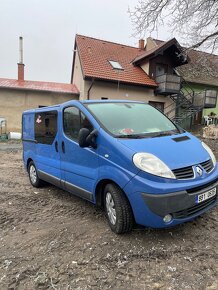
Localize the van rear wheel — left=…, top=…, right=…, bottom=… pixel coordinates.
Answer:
left=28, top=161, right=43, bottom=188
left=104, top=184, right=133, bottom=234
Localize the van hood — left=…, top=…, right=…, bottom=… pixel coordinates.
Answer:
left=117, top=132, right=210, bottom=170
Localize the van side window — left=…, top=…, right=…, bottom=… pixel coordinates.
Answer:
left=63, top=107, right=93, bottom=141
left=35, top=111, right=57, bottom=144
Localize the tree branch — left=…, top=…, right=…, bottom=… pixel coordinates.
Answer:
left=191, top=31, right=218, bottom=49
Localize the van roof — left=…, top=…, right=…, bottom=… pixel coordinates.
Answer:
left=22, top=104, right=60, bottom=114
left=81, top=100, right=145, bottom=104
left=22, top=100, right=146, bottom=114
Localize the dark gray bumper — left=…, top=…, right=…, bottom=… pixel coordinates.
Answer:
left=142, top=179, right=218, bottom=217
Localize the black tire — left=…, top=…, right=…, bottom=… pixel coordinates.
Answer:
left=28, top=161, right=43, bottom=188
left=104, top=183, right=133, bottom=234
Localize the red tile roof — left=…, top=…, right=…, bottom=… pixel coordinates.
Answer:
left=0, top=78, right=79, bottom=94
left=74, top=35, right=157, bottom=88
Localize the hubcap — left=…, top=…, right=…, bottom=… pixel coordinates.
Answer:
left=105, top=192, right=116, bottom=225
left=30, top=165, right=37, bottom=184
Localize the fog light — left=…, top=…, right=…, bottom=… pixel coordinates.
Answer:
left=163, top=214, right=173, bottom=223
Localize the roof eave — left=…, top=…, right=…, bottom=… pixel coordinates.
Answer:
left=133, top=38, right=185, bottom=65
left=0, top=86, right=80, bottom=95
left=183, top=79, right=218, bottom=88
left=71, top=36, right=78, bottom=84
left=84, top=75, right=157, bottom=88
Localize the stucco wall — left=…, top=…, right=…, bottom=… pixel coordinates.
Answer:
left=84, top=79, right=172, bottom=105
left=0, top=89, right=78, bottom=132
left=140, top=61, right=150, bottom=75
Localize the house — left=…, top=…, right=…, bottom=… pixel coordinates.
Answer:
left=0, top=62, right=79, bottom=132
left=71, top=35, right=188, bottom=114
left=178, top=49, right=218, bottom=124
left=149, top=37, right=218, bottom=125
left=71, top=34, right=217, bottom=128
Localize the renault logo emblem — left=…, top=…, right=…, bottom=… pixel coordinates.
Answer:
left=196, top=166, right=203, bottom=176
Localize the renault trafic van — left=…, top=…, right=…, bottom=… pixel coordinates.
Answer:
left=22, top=100, right=218, bottom=233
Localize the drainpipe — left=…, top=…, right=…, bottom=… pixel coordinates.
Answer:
left=87, top=78, right=95, bottom=100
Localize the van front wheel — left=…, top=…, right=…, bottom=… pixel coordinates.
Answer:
left=28, top=161, right=43, bottom=188
left=104, top=184, right=133, bottom=234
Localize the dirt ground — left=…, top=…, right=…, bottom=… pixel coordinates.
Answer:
left=0, top=137, right=217, bottom=290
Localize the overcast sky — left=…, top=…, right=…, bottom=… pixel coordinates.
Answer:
left=0, top=0, right=174, bottom=83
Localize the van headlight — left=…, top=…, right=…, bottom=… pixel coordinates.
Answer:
left=202, top=142, right=216, bottom=167
left=133, top=153, right=176, bottom=179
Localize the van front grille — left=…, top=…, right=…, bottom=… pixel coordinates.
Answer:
left=172, top=195, right=217, bottom=219
left=172, top=166, right=194, bottom=179
left=200, top=159, right=214, bottom=173
left=172, top=159, right=214, bottom=180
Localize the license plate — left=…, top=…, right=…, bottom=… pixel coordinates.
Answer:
left=197, top=187, right=217, bottom=204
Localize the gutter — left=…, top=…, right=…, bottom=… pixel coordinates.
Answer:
left=87, top=78, right=95, bottom=100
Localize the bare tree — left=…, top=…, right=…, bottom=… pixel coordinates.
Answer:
left=129, top=0, right=218, bottom=52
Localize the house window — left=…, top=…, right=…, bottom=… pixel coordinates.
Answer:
left=149, top=101, right=165, bottom=112
left=34, top=111, right=57, bottom=145
left=109, top=60, right=123, bottom=70
left=156, top=63, right=168, bottom=77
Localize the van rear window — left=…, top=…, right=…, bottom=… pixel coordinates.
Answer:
left=34, top=111, right=57, bottom=144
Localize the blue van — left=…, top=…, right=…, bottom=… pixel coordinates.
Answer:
left=22, top=100, right=218, bottom=233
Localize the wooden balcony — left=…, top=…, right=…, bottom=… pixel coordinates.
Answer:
left=193, top=90, right=217, bottom=108
left=155, top=74, right=181, bottom=95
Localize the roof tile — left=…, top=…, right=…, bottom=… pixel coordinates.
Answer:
left=177, top=49, right=218, bottom=86
left=76, top=35, right=157, bottom=87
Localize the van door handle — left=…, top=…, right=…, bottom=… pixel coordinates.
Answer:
left=62, top=141, right=65, bottom=153
left=55, top=141, right=58, bottom=152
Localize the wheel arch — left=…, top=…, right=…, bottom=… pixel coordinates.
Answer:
left=27, top=158, right=33, bottom=169
left=95, top=178, right=134, bottom=219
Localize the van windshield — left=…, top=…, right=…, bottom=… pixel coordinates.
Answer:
left=85, top=102, right=180, bottom=138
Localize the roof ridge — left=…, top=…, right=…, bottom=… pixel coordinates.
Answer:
left=76, top=34, right=141, bottom=50
left=0, top=77, right=73, bottom=85
left=153, top=38, right=165, bottom=42
left=190, top=48, right=218, bottom=57
left=151, top=39, right=218, bottom=57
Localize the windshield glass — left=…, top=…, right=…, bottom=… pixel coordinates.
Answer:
left=85, top=102, right=179, bottom=138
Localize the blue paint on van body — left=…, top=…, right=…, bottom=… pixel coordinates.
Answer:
left=22, top=100, right=218, bottom=228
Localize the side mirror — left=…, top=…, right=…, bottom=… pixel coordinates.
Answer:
left=78, top=128, right=98, bottom=149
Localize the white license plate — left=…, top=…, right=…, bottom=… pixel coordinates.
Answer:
left=197, top=187, right=217, bottom=204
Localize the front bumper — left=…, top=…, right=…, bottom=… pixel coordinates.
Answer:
left=124, top=166, right=218, bottom=228
left=142, top=179, right=218, bottom=218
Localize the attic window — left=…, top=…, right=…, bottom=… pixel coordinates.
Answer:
left=109, top=60, right=123, bottom=70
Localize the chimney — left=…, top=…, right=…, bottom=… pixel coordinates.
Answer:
left=18, top=36, right=25, bottom=81
left=146, top=37, right=157, bottom=51
left=138, top=39, right=145, bottom=50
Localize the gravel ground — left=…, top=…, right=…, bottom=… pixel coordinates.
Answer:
left=0, top=138, right=217, bottom=290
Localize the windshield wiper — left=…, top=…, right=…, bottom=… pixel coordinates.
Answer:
left=117, top=134, right=146, bottom=139
left=151, top=130, right=179, bottom=138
